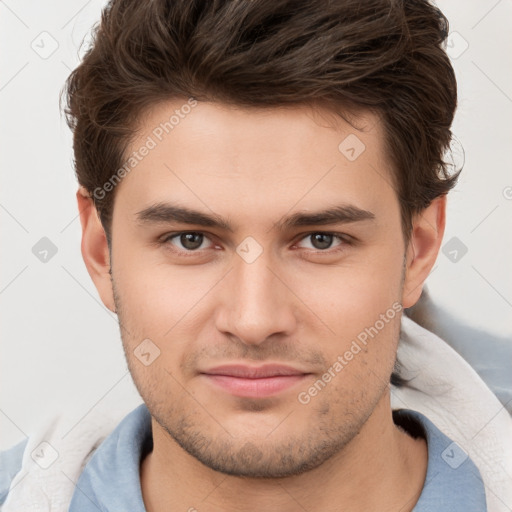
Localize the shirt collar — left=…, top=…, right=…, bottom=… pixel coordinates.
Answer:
left=69, top=403, right=151, bottom=512
left=69, top=405, right=486, bottom=511
left=394, top=409, right=487, bottom=511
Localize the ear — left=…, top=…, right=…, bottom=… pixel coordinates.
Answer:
left=76, top=186, right=116, bottom=313
left=402, top=195, right=446, bottom=309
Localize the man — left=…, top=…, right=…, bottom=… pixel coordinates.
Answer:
left=1, top=0, right=511, bottom=511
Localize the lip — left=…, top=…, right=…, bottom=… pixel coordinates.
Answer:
left=200, top=364, right=310, bottom=398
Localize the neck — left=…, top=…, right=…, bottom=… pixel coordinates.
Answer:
left=140, top=392, right=427, bottom=512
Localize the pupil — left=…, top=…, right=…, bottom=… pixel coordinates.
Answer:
left=181, top=233, right=203, bottom=250
left=312, top=233, right=332, bottom=250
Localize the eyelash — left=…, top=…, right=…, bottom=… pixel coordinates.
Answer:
left=159, top=231, right=353, bottom=256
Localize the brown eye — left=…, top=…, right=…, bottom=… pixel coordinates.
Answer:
left=309, top=233, right=334, bottom=250
left=163, top=232, right=211, bottom=251
left=297, top=232, right=344, bottom=251
left=179, top=233, right=204, bottom=250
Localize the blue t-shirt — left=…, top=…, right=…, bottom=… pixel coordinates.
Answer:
left=0, top=404, right=487, bottom=510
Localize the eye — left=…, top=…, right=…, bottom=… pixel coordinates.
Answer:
left=162, top=232, right=213, bottom=251
left=296, top=232, right=347, bottom=251
left=159, top=230, right=351, bottom=255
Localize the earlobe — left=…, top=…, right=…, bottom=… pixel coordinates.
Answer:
left=402, top=195, right=446, bottom=309
left=76, top=187, right=116, bottom=313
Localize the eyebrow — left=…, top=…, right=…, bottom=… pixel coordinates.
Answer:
left=135, top=203, right=375, bottom=232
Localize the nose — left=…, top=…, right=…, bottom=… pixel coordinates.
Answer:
left=215, top=250, right=297, bottom=347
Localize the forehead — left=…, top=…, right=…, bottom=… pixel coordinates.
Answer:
left=113, top=99, right=397, bottom=223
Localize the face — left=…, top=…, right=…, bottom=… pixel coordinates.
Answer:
left=109, top=100, right=408, bottom=478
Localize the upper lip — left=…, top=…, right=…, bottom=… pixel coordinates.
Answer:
left=201, top=364, right=308, bottom=379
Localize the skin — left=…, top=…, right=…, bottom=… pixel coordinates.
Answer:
left=78, top=99, right=445, bottom=512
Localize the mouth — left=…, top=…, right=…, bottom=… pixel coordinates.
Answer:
left=199, top=364, right=311, bottom=399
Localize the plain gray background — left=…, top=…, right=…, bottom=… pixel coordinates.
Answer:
left=1, top=0, right=511, bottom=450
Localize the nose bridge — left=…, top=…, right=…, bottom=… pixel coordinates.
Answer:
left=217, top=248, right=295, bottom=345
left=236, top=252, right=275, bottom=308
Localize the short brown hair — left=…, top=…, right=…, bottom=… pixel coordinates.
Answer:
left=63, top=0, right=459, bottom=246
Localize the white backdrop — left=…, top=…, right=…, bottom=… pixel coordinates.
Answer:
left=1, top=0, right=511, bottom=450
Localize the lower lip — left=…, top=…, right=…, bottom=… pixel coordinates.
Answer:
left=202, top=374, right=308, bottom=398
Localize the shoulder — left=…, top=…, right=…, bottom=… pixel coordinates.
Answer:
left=0, top=405, right=133, bottom=510
left=394, top=316, right=512, bottom=510
left=0, top=438, right=28, bottom=506
left=394, top=409, right=487, bottom=511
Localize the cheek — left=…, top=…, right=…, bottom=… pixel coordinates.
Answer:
left=290, top=244, right=404, bottom=332
left=114, top=251, right=216, bottom=334
left=112, top=259, right=222, bottom=390
left=287, top=245, right=404, bottom=381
